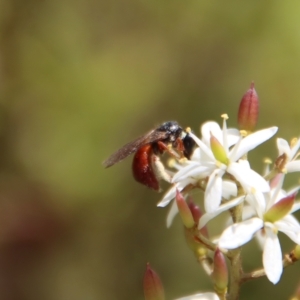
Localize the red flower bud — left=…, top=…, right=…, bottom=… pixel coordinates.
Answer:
left=187, top=198, right=201, bottom=224
left=212, top=248, right=228, bottom=293
left=143, top=263, right=165, bottom=300
left=238, top=82, right=259, bottom=132
left=176, top=190, right=195, bottom=229
left=188, top=199, right=209, bottom=238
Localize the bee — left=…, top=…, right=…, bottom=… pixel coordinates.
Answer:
left=103, top=121, right=195, bottom=191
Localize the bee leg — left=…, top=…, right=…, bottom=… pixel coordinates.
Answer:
left=156, top=141, right=181, bottom=159
left=151, top=155, right=172, bottom=184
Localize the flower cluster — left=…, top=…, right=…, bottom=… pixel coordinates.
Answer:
left=148, top=83, right=300, bottom=299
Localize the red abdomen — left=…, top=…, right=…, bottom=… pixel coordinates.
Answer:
left=132, top=144, right=159, bottom=191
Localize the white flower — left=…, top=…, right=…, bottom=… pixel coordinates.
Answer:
left=174, top=292, right=219, bottom=300
left=164, top=179, right=238, bottom=228
left=276, top=137, right=300, bottom=173
left=198, top=195, right=245, bottom=230
left=158, top=118, right=277, bottom=215
left=157, top=159, right=199, bottom=208
left=218, top=179, right=300, bottom=284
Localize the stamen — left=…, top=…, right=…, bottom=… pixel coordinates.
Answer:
left=221, top=114, right=229, bottom=120
left=290, top=137, right=298, bottom=148
left=185, top=127, right=192, bottom=133
left=167, top=158, right=176, bottom=168
left=221, top=114, right=228, bottom=154
left=264, top=158, right=272, bottom=164
left=240, top=130, right=248, bottom=137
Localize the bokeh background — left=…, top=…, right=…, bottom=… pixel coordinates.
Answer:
left=0, top=0, right=300, bottom=299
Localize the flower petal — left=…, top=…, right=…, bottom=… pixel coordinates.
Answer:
left=245, top=192, right=266, bottom=217
left=172, top=164, right=212, bottom=183
left=201, top=122, right=223, bottom=146
left=158, top=176, right=198, bottom=207
left=218, top=218, right=263, bottom=249
left=166, top=198, right=179, bottom=228
left=286, top=161, right=300, bottom=173
left=230, top=127, right=278, bottom=161
left=228, top=162, right=269, bottom=193
left=290, top=137, right=300, bottom=158
left=226, top=129, right=240, bottom=147
left=263, top=225, right=282, bottom=284
left=199, top=196, right=245, bottom=229
left=222, top=180, right=238, bottom=199
left=204, top=169, right=224, bottom=213
left=291, top=201, right=300, bottom=214
left=276, top=138, right=291, bottom=158
left=268, top=175, right=285, bottom=208
left=276, top=215, right=300, bottom=244
left=174, top=292, right=219, bottom=300
left=189, top=132, right=215, bottom=160
left=157, top=185, right=177, bottom=207
left=172, top=163, right=201, bottom=182
left=287, top=185, right=300, bottom=196
left=255, top=230, right=267, bottom=250
left=190, top=147, right=201, bottom=160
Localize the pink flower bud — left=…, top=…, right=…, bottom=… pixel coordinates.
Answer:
left=212, top=248, right=228, bottom=292
left=176, top=190, right=195, bottom=229
left=264, top=192, right=297, bottom=223
left=187, top=198, right=201, bottom=224
left=238, top=82, right=259, bottom=132
left=188, top=199, right=209, bottom=237
left=143, top=263, right=165, bottom=300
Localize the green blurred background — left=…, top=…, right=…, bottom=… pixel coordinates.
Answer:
left=0, top=0, right=300, bottom=299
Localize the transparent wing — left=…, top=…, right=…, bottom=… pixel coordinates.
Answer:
left=103, top=129, right=168, bottom=168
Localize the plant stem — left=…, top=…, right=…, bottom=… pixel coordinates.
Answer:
left=227, top=248, right=242, bottom=300
left=227, top=201, right=244, bottom=300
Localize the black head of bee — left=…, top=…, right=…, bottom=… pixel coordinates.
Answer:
left=157, top=121, right=183, bottom=144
